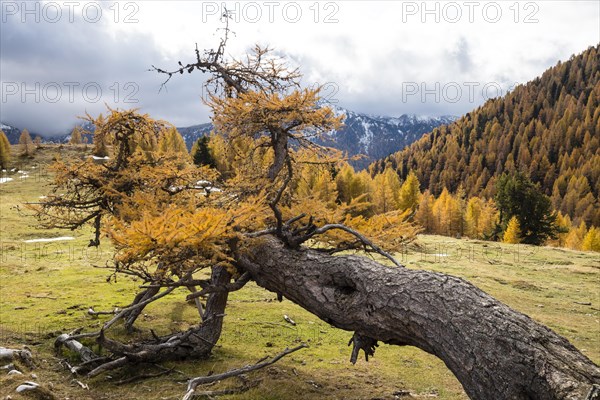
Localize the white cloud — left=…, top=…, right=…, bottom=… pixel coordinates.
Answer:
left=1, top=0, right=598, bottom=132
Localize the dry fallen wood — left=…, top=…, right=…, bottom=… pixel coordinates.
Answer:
left=190, top=380, right=260, bottom=398
left=115, top=368, right=174, bottom=385
left=0, top=347, right=35, bottom=369
left=181, top=343, right=307, bottom=400
left=87, top=306, right=120, bottom=316
left=55, top=333, right=98, bottom=364
left=87, top=356, right=128, bottom=378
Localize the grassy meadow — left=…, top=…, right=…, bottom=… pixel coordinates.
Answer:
left=0, top=145, right=598, bottom=399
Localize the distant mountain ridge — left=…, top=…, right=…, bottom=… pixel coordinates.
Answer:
left=0, top=123, right=30, bottom=144
left=315, top=104, right=456, bottom=168
left=372, top=44, right=600, bottom=226
left=1, top=105, right=455, bottom=169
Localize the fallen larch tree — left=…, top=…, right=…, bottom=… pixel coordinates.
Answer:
left=237, top=236, right=600, bottom=399
left=31, top=14, right=599, bottom=400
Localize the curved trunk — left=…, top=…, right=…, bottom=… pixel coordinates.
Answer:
left=237, top=237, right=600, bottom=400
left=97, top=266, right=230, bottom=366
left=122, top=286, right=160, bottom=332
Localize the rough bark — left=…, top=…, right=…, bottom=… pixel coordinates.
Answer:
left=55, top=334, right=97, bottom=363
left=89, top=266, right=231, bottom=376
left=122, top=286, right=160, bottom=332
left=237, top=236, right=600, bottom=400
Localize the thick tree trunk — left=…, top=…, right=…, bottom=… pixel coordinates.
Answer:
left=237, top=237, right=600, bottom=400
left=95, top=266, right=230, bottom=369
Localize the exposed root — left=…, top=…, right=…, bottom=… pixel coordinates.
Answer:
left=0, top=347, right=35, bottom=369
left=87, top=356, right=128, bottom=378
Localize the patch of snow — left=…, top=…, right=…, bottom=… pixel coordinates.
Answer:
left=90, top=155, right=110, bottom=160
left=444, top=115, right=458, bottom=121
left=432, top=253, right=448, bottom=257
left=0, top=178, right=13, bottom=184
left=323, top=128, right=337, bottom=138
left=193, top=185, right=222, bottom=193
left=0, top=123, right=11, bottom=130
left=167, top=185, right=184, bottom=193
left=416, top=115, right=433, bottom=122
left=19, top=175, right=29, bottom=179
left=23, top=236, right=75, bottom=243
left=39, top=196, right=47, bottom=199
left=194, top=180, right=222, bottom=193
left=358, top=119, right=373, bottom=151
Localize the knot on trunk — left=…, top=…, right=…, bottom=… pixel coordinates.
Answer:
left=348, top=332, right=378, bottom=364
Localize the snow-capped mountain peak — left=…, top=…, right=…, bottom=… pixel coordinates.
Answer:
left=1, top=104, right=455, bottom=169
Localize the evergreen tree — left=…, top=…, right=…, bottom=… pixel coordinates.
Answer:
left=19, top=129, right=33, bottom=156
left=0, top=131, right=11, bottom=169
left=93, top=134, right=109, bottom=157
left=581, top=226, right=600, bottom=252
left=70, top=127, right=83, bottom=144
left=191, top=136, right=216, bottom=168
left=495, top=172, right=557, bottom=245
left=465, top=197, right=483, bottom=238
left=377, top=45, right=600, bottom=227
left=159, top=128, right=188, bottom=155
left=565, top=221, right=587, bottom=250
left=503, top=216, right=521, bottom=244
left=548, top=211, right=571, bottom=247
left=432, top=188, right=462, bottom=236
left=480, top=199, right=500, bottom=239
left=455, top=185, right=467, bottom=236
left=371, top=167, right=401, bottom=214
left=92, top=115, right=109, bottom=157
left=335, top=163, right=367, bottom=204
left=398, top=171, right=421, bottom=212
left=295, top=166, right=337, bottom=207
left=415, top=190, right=435, bottom=232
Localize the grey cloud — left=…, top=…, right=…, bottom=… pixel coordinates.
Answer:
left=451, top=37, right=473, bottom=74
left=1, top=2, right=212, bottom=134
left=1, top=1, right=598, bottom=134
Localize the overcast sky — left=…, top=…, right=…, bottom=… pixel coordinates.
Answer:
left=1, top=0, right=599, bottom=134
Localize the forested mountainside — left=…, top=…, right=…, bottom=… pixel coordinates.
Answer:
left=372, top=45, right=600, bottom=227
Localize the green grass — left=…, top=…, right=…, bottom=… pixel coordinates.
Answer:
left=0, top=145, right=598, bottom=399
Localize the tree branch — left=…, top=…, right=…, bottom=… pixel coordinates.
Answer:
left=182, top=343, right=307, bottom=400
left=294, top=223, right=404, bottom=268
left=186, top=271, right=251, bottom=301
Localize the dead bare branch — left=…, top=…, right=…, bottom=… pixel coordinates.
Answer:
left=295, top=223, right=404, bottom=268
left=186, top=271, right=252, bottom=301
left=182, top=343, right=307, bottom=400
